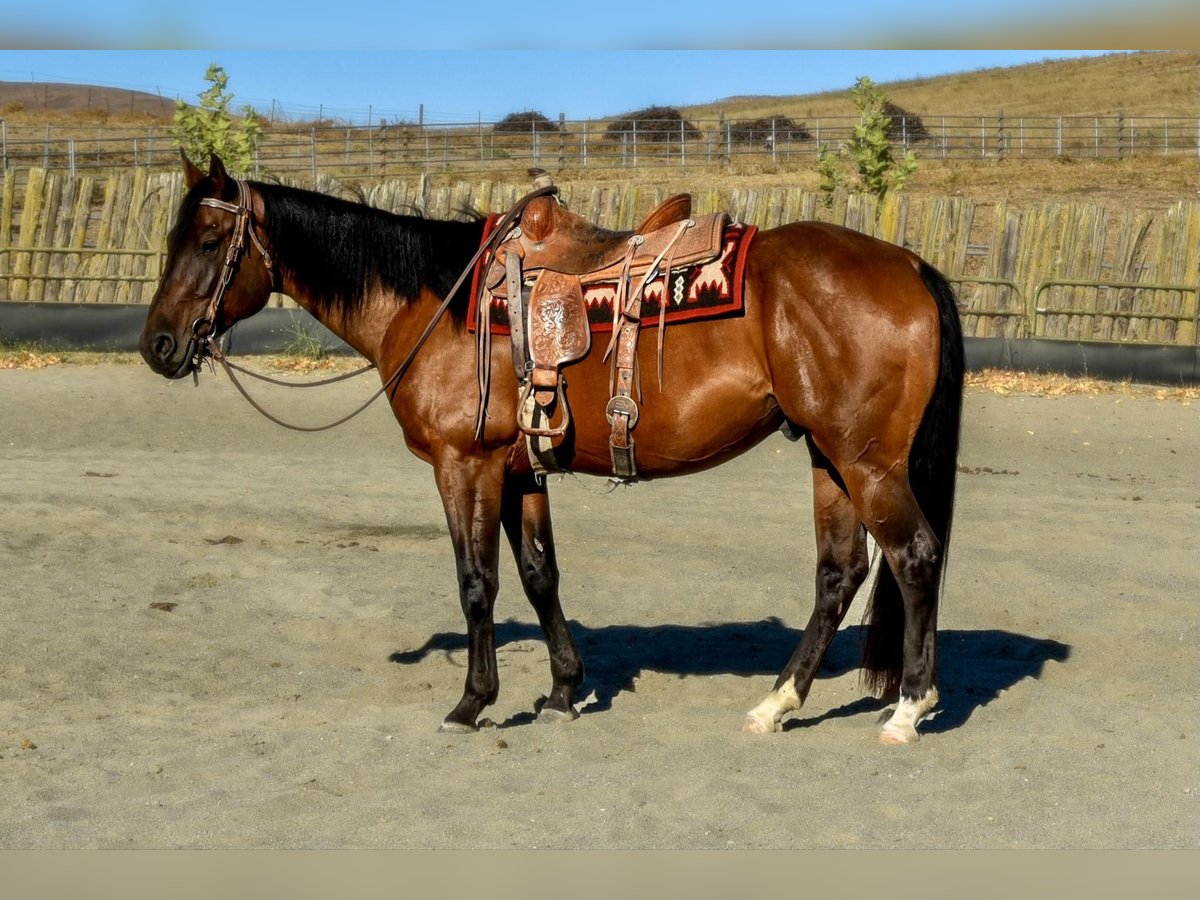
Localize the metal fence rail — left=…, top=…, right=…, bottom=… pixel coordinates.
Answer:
left=2, top=113, right=1198, bottom=180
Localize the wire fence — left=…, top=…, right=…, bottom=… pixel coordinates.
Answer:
left=2, top=113, right=1198, bottom=181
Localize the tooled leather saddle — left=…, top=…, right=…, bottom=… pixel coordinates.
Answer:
left=479, top=170, right=729, bottom=479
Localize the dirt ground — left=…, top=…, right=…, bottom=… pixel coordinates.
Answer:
left=0, top=363, right=1196, bottom=848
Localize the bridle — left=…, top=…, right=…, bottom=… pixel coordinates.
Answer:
left=183, top=176, right=556, bottom=432
left=192, top=178, right=276, bottom=349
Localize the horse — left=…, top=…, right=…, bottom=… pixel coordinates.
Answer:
left=140, top=155, right=963, bottom=744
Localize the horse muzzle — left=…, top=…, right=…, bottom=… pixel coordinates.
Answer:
left=139, top=328, right=200, bottom=379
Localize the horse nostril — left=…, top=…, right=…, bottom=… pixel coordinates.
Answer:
left=153, top=334, right=176, bottom=361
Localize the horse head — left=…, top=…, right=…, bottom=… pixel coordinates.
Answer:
left=140, top=153, right=277, bottom=378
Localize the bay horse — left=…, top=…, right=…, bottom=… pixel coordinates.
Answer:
left=140, top=155, right=963, bottom=744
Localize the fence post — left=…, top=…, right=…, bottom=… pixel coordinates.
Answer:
left=69, top=139, right=76, bottom=177
left=559, top=112, right=566, bottom=170
left=1118, top=111, right=1126, bottom=159
left=632, top=120, right=637, bottom=168
left=771, top=117, right=777, bottom=163
left=997, top=111, right=1006, bottom=160
left=680, top=119, right=686, bottom=169
left=44, top=125, right=50, bottom=168
left=310, top=127, right=317, bottom=182
left=1056, top=117, right=1063, bottom=157
left=941, top=117, right=946, bottom=158
left=583, top=119, right=589, bottom=168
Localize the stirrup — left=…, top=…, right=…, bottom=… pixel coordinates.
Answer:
left=516, top=378, right=571, bottom=439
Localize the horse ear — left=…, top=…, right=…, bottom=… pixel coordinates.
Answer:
left=208, top=155, right=230, bottom=191
left=181, top=151, right=206, bottom=188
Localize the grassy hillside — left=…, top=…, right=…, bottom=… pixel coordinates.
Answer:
left=0, top=81, right=171, bottom=121
left=1, top=51, right=1195, bottom=127
left=681, top=51, right=1198, bottom=120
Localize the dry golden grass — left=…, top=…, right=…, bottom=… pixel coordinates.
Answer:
left=0, top=348, right=66, bottom=369
left=263, top=354, right=370, bottom=374
left=0, top=346, right=371, bottom=375
left=0, top=347, right=145, bottom=368
left=967, top=369, right=1197, bottom=402
left=549, top=154, right=1198, bottom=211
left=685, top=51, right=1199, bottom=121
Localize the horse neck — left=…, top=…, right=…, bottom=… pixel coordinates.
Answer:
left=256, top=184, right=479, bottom=366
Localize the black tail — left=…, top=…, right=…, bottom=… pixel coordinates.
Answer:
left=862, top=261, right=965, bottom=694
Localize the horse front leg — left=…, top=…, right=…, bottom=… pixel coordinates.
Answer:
left=501, top=474, right=584, bottom=723
left=434, top=450, right=508, bottom=733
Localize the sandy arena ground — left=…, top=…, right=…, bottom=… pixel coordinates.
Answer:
left=0, top=363, right=1196, bottom=847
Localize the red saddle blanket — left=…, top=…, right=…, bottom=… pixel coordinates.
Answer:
left=468, top=217, right=757, bottom=334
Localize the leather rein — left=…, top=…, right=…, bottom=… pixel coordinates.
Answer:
left=188, top=178, right=556, bottom=433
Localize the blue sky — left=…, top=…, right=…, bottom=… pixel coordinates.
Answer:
left=2, top=0, right=1192, bottom=123
left=0, top=50, right=1125, bottom=124
left=2, top=1, right=1194, bottom=50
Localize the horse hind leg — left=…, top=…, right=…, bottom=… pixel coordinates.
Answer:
left=841, top=460, right=943, bottom=745
left=501, top=474, right=585, bottom=723
left=743, top=452, right=869, bottom=733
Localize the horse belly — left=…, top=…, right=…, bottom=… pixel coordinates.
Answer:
left=552, top=319, right=781, bottom=478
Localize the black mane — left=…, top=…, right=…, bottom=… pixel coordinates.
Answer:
left=250, top=181, right=485, bottom=324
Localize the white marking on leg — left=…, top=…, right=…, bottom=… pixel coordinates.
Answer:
left=879, top=687, right=939, bottom=745
left=742, top=679, right=801, bottom=734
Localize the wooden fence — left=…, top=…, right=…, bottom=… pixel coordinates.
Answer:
left=1, top=168, right=1196, bottom=345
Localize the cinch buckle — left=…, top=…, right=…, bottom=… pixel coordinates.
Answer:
left=605, top=394, right=639, bottom=429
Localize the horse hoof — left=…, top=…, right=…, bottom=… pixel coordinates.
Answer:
left=438, top=719, right=478, bottom=734
left=537, top=706, right=579, bottom=725
left=741, top=713, right=778, bottom=735
left=879, top=723, right=920, bottom=745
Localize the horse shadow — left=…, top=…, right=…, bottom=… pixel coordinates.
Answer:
left=390, top=618, right=1070, bottom=733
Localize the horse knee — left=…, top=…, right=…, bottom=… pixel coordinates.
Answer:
left=815, top=552, right=869, bottom=616
left=520, top=556, right=559, bottom=603
left=457, top=569, right=499, bottom=622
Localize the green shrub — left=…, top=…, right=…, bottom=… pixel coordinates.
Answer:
left=817, top=76, right=918, bottom=211
left=173, top=64, right=263, bottom=177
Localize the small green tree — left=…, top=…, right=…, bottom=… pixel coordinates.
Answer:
left=173, top=64, right=262, bottom=177
left=816, top=76, right=918, bottom=211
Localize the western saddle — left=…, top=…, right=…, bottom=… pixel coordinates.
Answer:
left=480, top=170, right=728, bottom=479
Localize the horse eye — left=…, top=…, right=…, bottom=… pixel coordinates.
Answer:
left=199, top=239, right=220, bottom=256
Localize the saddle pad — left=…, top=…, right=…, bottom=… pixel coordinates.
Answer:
left=469, top=220, right=758, bottom=335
